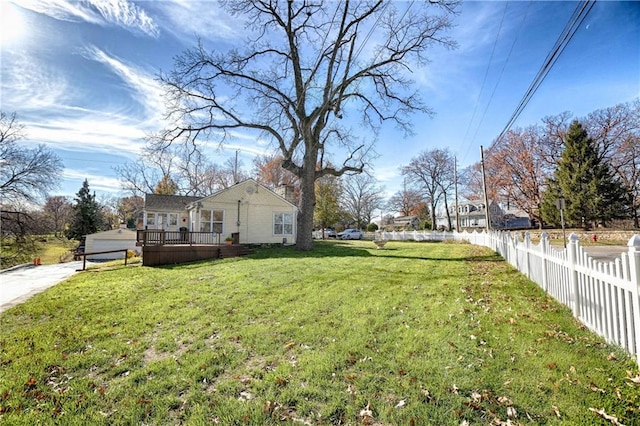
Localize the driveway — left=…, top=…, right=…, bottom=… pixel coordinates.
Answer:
left=582, top=245, right=630, bottom=263
left=0, top=261, right=86, bottom=314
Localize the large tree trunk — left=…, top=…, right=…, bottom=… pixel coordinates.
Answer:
left=295, top=154, right=317, bottom=251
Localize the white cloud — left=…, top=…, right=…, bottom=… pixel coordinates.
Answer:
left=24, top=115, right=146, bottom=155
left=63, top=169, right=123, bottom=194
left=149, top=0, right=241, bottom=43
left=12, top=0, right=159, bottom=37
left=0, top=51, right=73, bottom=110
left=81, top=45, right=165, bottom=125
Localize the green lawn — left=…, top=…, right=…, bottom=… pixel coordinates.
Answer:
left=1, top=241, right=639, bottom=425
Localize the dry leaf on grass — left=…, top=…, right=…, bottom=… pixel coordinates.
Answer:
left=588, top=407, right=626, bottom=426
left=360, top=402, right=374, bottom=423
left=626, top=373, right=640, bottom=385
left=551, top=405, right=561, bottom=418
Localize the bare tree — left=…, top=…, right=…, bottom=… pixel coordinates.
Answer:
left=0, top=112, right=63, bottom=204
left=116, top=145, right=244, bottom=197
left=42, top=195, right=73, bottom=236
left=401, top=148, right=454, bottom=230
left=585, top=100, right=640, bottom=227
left=341, top=173, right=384, bottom=228
left=486, top=127, right=549, bottom=228
left=155, top=1, right=458, bottom=250
left=387, top=186, right=423, bottom=218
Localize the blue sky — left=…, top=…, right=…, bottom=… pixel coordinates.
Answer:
left=1, top=0, right=638, bottom=202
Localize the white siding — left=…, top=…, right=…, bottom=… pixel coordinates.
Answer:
left=85, top=229, right=138, bottom=260
left=198, top=180, right=297, bottom=244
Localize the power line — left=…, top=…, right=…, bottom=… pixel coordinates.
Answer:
left=494, top=0, right=596, bottom=145
left=470, top=1, right=533, bottom=147
left=461, top=1, right=509, bottom=148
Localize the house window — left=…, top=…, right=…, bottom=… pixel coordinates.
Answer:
left=146, top=213, right=156, bottom=226
left=157, top=213, right=167, bottom=227
left=200, top=210, right=224, bottom=234
left=274, top=212, right=293, bottom=235
left=169, top=213, right=178, bottom=226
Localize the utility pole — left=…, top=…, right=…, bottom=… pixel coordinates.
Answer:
left=454, top=156, right=459, bottom=232
left=480, top=145, right=491, bottom=231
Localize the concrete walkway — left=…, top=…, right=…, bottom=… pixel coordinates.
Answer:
left=0, top=262, right=86, bottom=314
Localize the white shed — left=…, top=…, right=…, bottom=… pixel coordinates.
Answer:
left=84, top=227, right=138, bottom=260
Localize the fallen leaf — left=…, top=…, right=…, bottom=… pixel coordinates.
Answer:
left=238, top=391, right=253, bottom=401
left=626, top=374, right=640, bottom=385
left=471, top=391, right=482, bottom=403
left=347, top=384, right=356, bottom=396
left=507, top=406, right=517, bottom=418
left=589, top=407, right=626, bottom=426
left=589, top=383, right=605, bottom=394
left=552, top=405, right=561, bottom=418
left=395, top=399, right=406, bottom=408
left=607, top=353, right=617, bottom=361
left=359, top=402, right=374, bottom=424
left=497, top=396, right=512, bottom=405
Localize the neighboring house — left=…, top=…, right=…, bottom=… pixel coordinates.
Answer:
left=392, top=215, right=420, bottom=230
left=436, top=200, right=530, bottom=230
left=85, top=225, right=138, bottom=260
left=140, top=179, right=298, bottom=245
left=494, top=206, right=532, bottom=229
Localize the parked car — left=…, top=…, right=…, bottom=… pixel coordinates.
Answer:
left=313, top=228, right=337, bottom=239
left=338, top=229, right=363, bottom=240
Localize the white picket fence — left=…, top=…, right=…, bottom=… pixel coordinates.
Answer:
left=376, top=229, right=640, bottom=366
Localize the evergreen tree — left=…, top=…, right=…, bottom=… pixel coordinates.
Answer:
left=541, top=121, right=629, bottom=229
left=66, top=179, right=104, bottom=240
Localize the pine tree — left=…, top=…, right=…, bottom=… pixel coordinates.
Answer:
left=541, top=121, right=629, bottom=229
left=66, top=179, right=104, bottom=240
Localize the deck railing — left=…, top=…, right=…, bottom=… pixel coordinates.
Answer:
left=136, top=230, right=223, bottom=246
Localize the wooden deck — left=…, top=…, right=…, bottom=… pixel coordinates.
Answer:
left=137, top=230, right=250, bottom=267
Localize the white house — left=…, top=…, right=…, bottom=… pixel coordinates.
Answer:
left=140, top=179, right=298, bottom=245
left=436, top=200, right=531, bottom=230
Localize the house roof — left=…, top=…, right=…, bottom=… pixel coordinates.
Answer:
left=196, top=178, right=297, bottom=209
left=145, top=194, right=201, bottom=211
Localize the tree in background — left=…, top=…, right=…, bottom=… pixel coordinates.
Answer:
left=66, top=180, right=104, bottom=240
left=541, top=121, right=629, bottom=229
left=585, top=100, right=640, bottom=227
left=154, top=174, right=179, bottom=195
left=254, top=154, right=300, bottom=206
left=485, top=127, right=549, bottom=228
left=0, top=112, right=63, bottom=204
left=402, top=148, right=454, bottom=230
left=341, top=174, right=385, bottom=229
left=155, top=1, right=458, bottom=250
left=42, top=196, right=73, bottom=236
left=387, top=186, right=423, bottom=218
left=615, top=134, right=640, bottom=227
left=314, top=174, right=343, bottom=236
left=117, top=196, right=144, bottom=228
